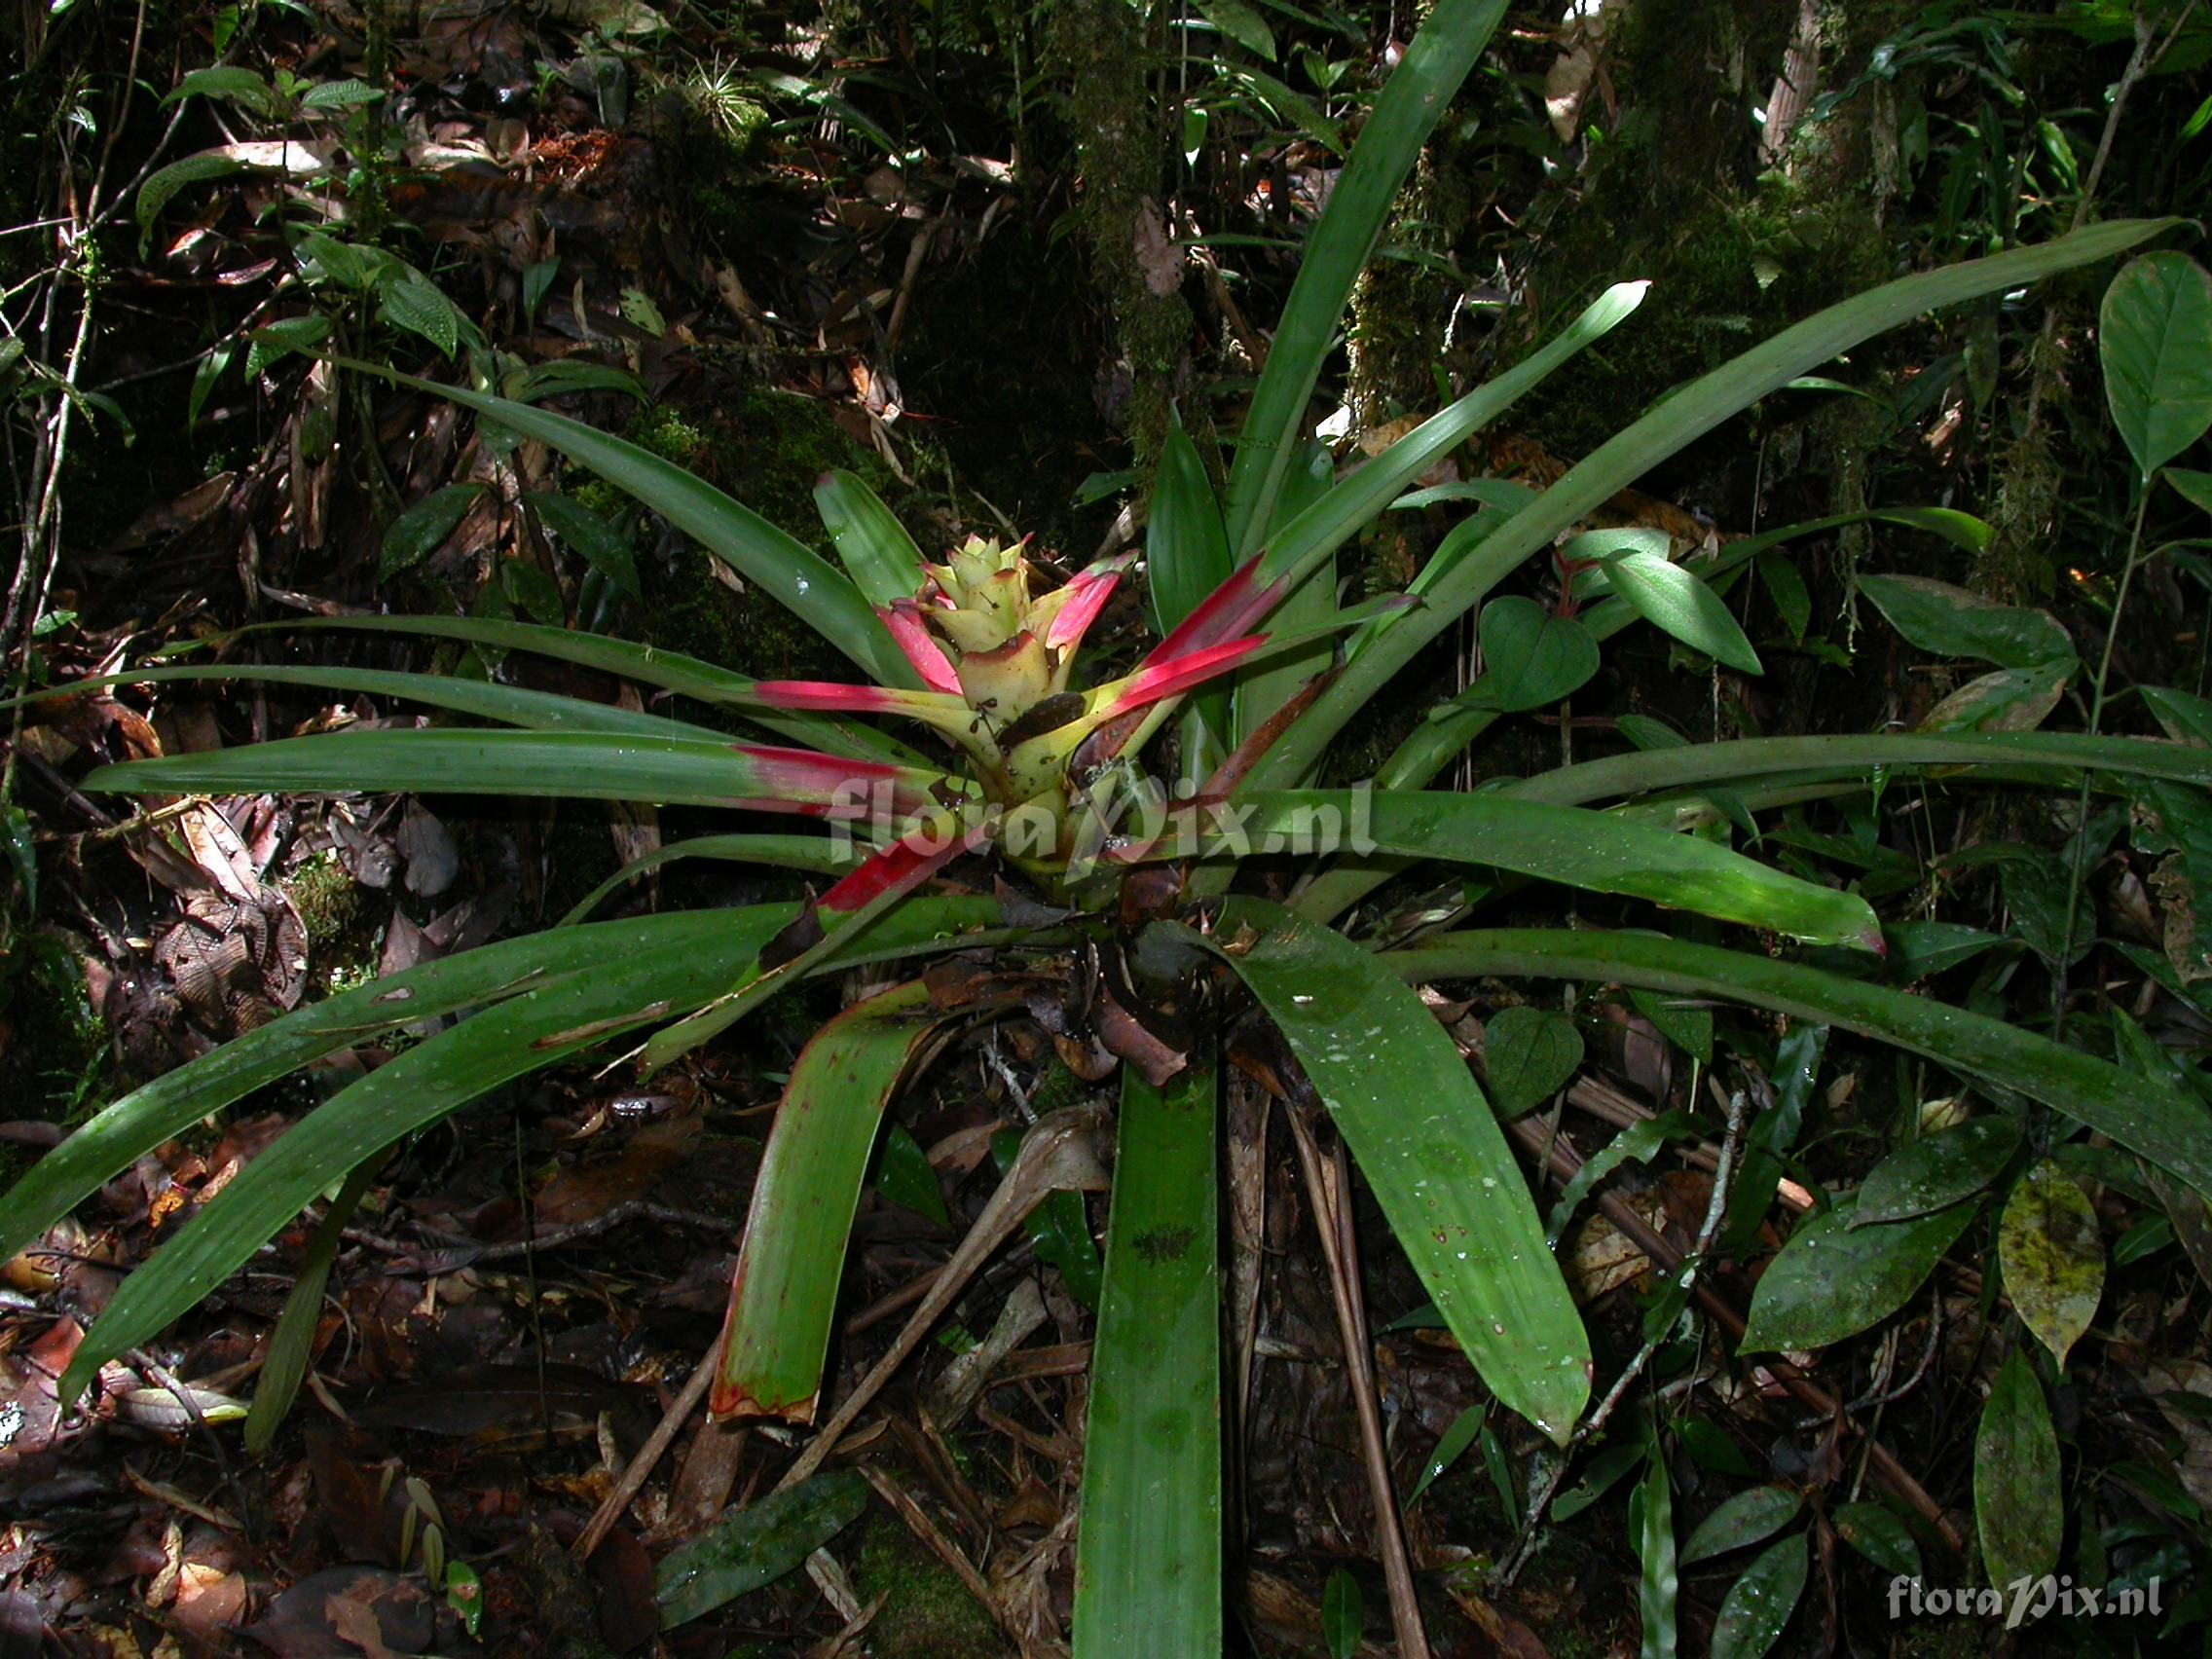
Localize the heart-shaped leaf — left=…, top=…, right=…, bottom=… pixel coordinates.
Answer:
left=2101, top=251, right=2212, bottom=483
left=1471, top=596, right=1601, bottom=711
left=1481, top=1004, right=1585, bottom=1117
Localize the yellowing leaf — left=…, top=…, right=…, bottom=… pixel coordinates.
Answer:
left=1997, top=1161, right=2105, bottom=1369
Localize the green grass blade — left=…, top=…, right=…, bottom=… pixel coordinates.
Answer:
left=345, top=363, right=913, bottom=688
left=815, top=468, right=928, bottom=608
left=0, top=907, right=788, bottom=1268
left=1253, top=217, right=2179, bottom=788
left=1220, top=791, right=1883, bottom=949
left=1221, top=0, right=1509, bottom=554
left=59, top=907, right=798, bottom=1399
left=1073, top=1060, right=1223, bottom=1658
left=247, top=611, right=930, bottom=763
left=1382, top=929, right=2212, bottom=1202
left=1507, top=731, right=2212, bottom=807
left=243, top=1154, right=376, bottom=1455
left=1205, top=898, right=1590, bottom=1441
left=712, top=979, right=964, bottom=1419
left=82, top=729, right=963, bottom=815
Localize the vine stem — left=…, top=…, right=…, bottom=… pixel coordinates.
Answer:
left=2051, top=483, right=2153, bottom=1042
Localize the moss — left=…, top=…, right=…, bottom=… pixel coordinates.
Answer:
left=615, top=386, right=888, bottom=682
left=281, top=852, right=381, bottom=994
left=0, top=932, right=108, bottom=1129
left=850, top=1512, right=1004, bottom=1659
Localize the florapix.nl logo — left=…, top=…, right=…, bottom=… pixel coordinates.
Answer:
left=1887, top=1574, right=2164, bottom=1631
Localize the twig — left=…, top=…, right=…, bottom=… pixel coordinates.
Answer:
left=1499, top=1088, right=1749, bottom=1583
left=1284, top=1104, right=1431, bottom=1659
left=573, top=1333, right=722, bottom=1562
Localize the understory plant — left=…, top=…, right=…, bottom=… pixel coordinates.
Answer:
left=9, top=0, right=2212, bottom=1648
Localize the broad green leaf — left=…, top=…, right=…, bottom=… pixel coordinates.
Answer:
left=1383, top=929, right=2212, bottom=1203
left=814, top=469, right=927, bottom=609
left=2143, top=683, right=2212, bottom=747
left=1465, top=597, right=1600, bottom=712
left=1407, top=1405, right=1485, bottom=1505
left=1757, top=553, right=1811, bottom=641
left=1554, top=1441, right=1645, bottom=1520
left=1831, top=1501, right=1920, bottom=1580
left=1257, top=218, right=2177, bottom=790
left=83, top=728, right=962, bottom=816
left=1509, top=730, right=2212, bottom=807
left=1027, top=1188, right=1103, bottom=1309
left=1885, top=920, right=2005, bottom=981
left=245, top=314, right=331, bottom=379
left=1740, top=1196, right=1974, bottom=1352
left=1203, top=899, right=1590, bottom=1442
left=1974, top=1351, right=2062, bottom=1590
left=1709, top=1530, right=1807, bottom=1659
left=1321, top=1569, right=1362, bottom=1659
left=1600, top=549, right=1761, bottom=675
left=1997, top=1161, right=2105, bottom=1369
left=1680, top=1486, right=1801, bottom=1567
left=377, top=270, right=464, bottom=357
left=135, top=153, right=251, bottom=241
left=1920, top=661, right=2070, bottom=734
left=164, top=66, right=278, bottom=114
left=2101, top=251, right=2212, bottom=483
left=2168, top=467, right=2212, bottom=516
left=656, top=1472, right=867, bottom=1627
left=1637, top=1438, right=1678, bottom=1659
left=0, top=906, right=793, bottom=1271
left=295, top=231, right=379, bottom=291
left=1073, top=1063, right=1221, bottom=1658
left=299, top=78, right=384, bottom=111
left=871, top=1122, right=950, bottom=1228
left=1858, top=575, right=2075, bottom=670
left=1482, top=1005, right=1585, bottom=1117
left=1198, top=0, right=1275, bottom=58
left=380, top=484, right=487, bottom=578
left=529, top=491, right=641, bottom=596
left=1629, top=987, right=1713, bottom=1064
left=1546, top=1112, right=1697, bottom=1246
left=1228, top=791, right=1884, bottom=950
left=1222, top=0, right=1511, bottom=553
left=715, top=980, right=967, bottom=1419
left=60, top=908, right=797, bottom=1398
left=1855, top=1116, right=2021, bottom=1225
left=336, top=363, right=912, bottom=688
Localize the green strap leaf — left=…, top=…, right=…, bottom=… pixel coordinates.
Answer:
left=713, top=980, right=967, bottom=1420
left=0, top=906, right=790, bottom=1269
left=1382, top=929, right=2212, bottom=1203
left=1073, top=1061, right=1223, bottom=1658
left=82, top=728, right=963, bottom=816
left=1228, top=791, right=1883, bottom=949
left=1254, top=217, right=2179, bottom=790
left=1222, top=0, right=1510, bottom=553
left=2100, top=250, right=2212, bottom=483
left=22, top=662, right=728, bottom=739
left=60, top=909, right=797, bottom=1399
left=240, top=612, right=927, bottom=763
left=1637, top=1436, right=1678, bottom=1659
left=814, top=469, right=927, bottom=609
left=1202, top=898, right=1590, bottom=1442
left=339, top=363, right=913, bottom=689
left=1508, top=730, right=2212, bottom=807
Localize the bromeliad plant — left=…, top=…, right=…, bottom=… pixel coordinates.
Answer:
left=10, top=0, right=2212, bottom=1646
